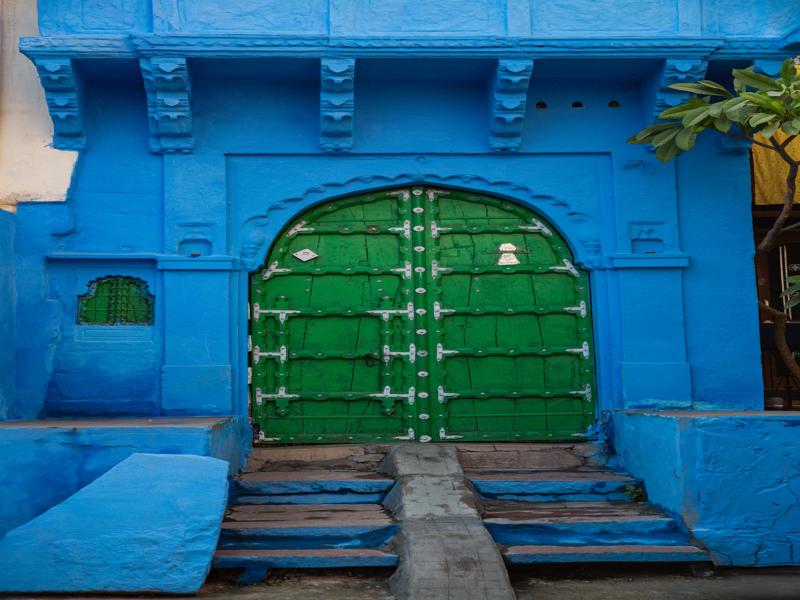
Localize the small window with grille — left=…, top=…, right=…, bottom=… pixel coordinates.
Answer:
left=77, top=276, right=154, bottom=325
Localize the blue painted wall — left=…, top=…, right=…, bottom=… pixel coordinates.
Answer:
left=12, top=53, right=772, bottom=419
left=611, top=411, right=800, bottom=566
left=0, top=211, right=14, bottom=419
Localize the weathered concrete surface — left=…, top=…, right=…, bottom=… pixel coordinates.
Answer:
left=512, top=567, right=800, bottom=600
left=0, top=453, right=229, bottom=594
left=611, top=411, right=800, bottom=566
left=383, top=445, right=515, bottom=600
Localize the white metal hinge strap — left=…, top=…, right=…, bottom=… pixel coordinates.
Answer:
left=366, top=302, right=415, bottom=321
left=431, top=260, right=452, bottom=279
left=436, top=343, right=458, bottom=361
left=262, top=261, right=292, bottom=280
left=430, top=221, right=451, bottom=238
left=383, top=343, right=416, bottom=364
left=254, top=386, right=299, bottom=406
left=394, top=427, right=415, bottom=440
left=253, top=345, right=288, bottom=364
left=286, top=220, right=315, bottom=237
left=390, top=220, right=412, bottom=239
left=387, top=189, right=411, bottom=202
left=439, top=427, right=463, bottom=440
left=549, top=258, right=580, bottom=278
left=566, top=341, right=591, bottom=359
left=519, top=218, right=553, bottom=236
left=570, top=383, right=592, bottom=402
left=391, top=261, right=413, bottom=279
left=370, top=386, right=416, bottom=405
left=433, top=301, right=456, bottom=321
left=426, top=188, right=449, bottom=202
left=253, top=304, right=301, bottom=322
left=564, top=300, right=587, bottom=318
left=437, top=385, right=459, bottom=404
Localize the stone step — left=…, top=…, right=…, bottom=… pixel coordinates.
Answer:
left=231, top=470, right=395, bottom=504
left=245, top=445, right=389, bottom=473
left=467, top=470, right=642, bottom=502
left=456, top=443, right=608, bottom=472
left=213, top=548, right=399, bottom=584
left=219, top=501, right=398, bottom=550
left=503, top=544, right=709, bottom=565
left=485, top=514, right=689, bottom=547
left=226, top=503, right=387, bottom=522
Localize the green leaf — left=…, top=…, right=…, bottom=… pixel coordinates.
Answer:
left=628, top=122, right=676, bottom=144
left=655, top=139, right=681, bottom=163
left=749, top=112, right=777, bottom=127
left=785, top=295, right=800, bottom=309
left=781, top=58, right=796, bottom=84
left=732, top=68, right=783, bottom=92
left=714, top=114, right=732, bottom=133
left=652, top=127, right=681, bottom=148
left=740, top=92, right=785, bottom=115
left=668, top=80, right=732, bottom=98
left=781, top=284, right=800, bottom=297
left=675, top=127, right=696, bottom=151
left=761, top=121, right=781, bottom=138
left=681, top=106, right=714, bottom=127
left=781, top=120, right=800, bottom=136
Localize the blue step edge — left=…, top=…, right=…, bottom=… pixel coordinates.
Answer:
left=213, top=549, right=399, bottom=584
left=219, top=523, right=399, bottom=550
left=503, top=545, right=709, bottom=565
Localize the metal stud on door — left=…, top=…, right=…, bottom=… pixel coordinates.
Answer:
left=249, top=187, right=596, bottom=443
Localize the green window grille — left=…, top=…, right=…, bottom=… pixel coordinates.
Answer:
left=77, top=276, right=154, bottom=325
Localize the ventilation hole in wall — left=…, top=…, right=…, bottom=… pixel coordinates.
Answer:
left=571, top=101, right=584, bottom=109
left=535, top=101, right=548, bottom=109
left=608, top=100, right=621, bottom=108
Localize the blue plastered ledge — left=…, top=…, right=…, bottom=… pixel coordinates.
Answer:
left=0, top=453, right=229, bottom=594
left=0, top=416, right=246, bottom=536
left=609, top=410, right=800, bottom=566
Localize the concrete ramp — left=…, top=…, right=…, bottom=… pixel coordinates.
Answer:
left=0, top=453, right=229, bottom=594
left=383, top=445, right=515, bottom=600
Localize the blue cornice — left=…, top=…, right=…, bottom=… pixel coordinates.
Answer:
left=21, top=34, right=776, bottom=60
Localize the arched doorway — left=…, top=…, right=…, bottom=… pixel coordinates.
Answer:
left=250, top=186, right=595, bottom=443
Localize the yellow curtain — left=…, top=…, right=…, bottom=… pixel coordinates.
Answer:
left=752, top=130, right=800, bottom=205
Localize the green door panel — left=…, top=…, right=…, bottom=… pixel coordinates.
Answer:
left=250, top=187, right=596, bottom=443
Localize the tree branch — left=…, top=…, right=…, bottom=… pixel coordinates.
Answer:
left=757, top=160, right=799, bottom=254
left=722, top=129, right=775, bottom=151
left=759, top=302, right=800, bottom=388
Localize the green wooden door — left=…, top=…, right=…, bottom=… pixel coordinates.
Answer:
left=250, top=187, right=595, bottom=443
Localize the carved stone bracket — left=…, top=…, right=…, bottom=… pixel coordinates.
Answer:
left=489, top=59, right=534, bottom=152
left=650, top=58, right=708, bottom=123
left=140, top=57, right=194, bottom=153
left=33, top=58, right=85, bottom=150
left=320, top=58, right=355, bottom=152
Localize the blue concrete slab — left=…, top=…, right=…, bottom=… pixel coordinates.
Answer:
left=0, top=417, right=245, bottom=536
left=0, top=453, right=229, bottom=594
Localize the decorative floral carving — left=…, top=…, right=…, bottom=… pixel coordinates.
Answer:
left=650, top=58, right=708, bottom=123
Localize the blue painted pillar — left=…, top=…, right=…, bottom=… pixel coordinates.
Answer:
left=610, top=150, right=692, bottom=408
left=159, top=154, right=237, bottom=415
